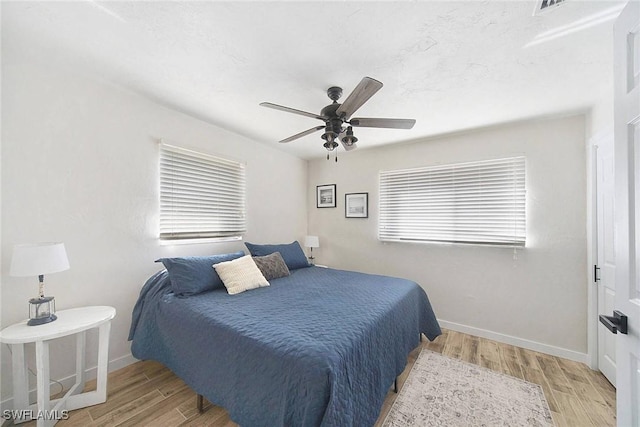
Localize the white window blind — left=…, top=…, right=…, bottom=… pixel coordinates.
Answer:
left=159, top=143, right=246, bottom=241
left=379, top=156, right=526, bottom=246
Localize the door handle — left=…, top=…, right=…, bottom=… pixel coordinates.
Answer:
left=599, top=310, right=628, bottom=334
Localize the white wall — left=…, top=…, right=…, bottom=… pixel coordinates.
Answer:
left=0, top=53, right=307, bottom=401
left=308, top=115, right=588, bottom=357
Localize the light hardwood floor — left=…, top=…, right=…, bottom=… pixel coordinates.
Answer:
left=12, top=329, right=615, bottom=427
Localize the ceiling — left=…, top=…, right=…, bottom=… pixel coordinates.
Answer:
left=2, top=1, right=625, bottom=159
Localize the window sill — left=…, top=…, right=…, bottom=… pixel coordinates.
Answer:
left=159, top=236, right=242, bottom=246
left=379, top=238, right=526, bottom=248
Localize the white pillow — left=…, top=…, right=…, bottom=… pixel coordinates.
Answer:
left=213, top=255, right=270, bottom=295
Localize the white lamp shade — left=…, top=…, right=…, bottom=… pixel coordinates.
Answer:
left=10, top=243, right=70, bottom=277
left=304, top=236, right=320, bottom=248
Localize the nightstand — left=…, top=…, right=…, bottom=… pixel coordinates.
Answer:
left=0, top=306, right=116, bottom=426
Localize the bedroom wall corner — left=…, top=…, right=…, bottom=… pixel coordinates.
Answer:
left=307, top=114, right=588, bottom=357
left=0, top=51, right=308, bottom=403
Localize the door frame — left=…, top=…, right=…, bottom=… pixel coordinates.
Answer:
left=587, top=127, right=614, bottom=371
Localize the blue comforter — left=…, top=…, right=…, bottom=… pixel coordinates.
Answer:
left=129, top=266, right=441, bottom=426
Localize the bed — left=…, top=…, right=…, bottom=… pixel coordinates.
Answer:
left=129, top=263, right=441, bottom=426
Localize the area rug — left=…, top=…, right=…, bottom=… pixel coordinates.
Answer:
left=381, top=350, right=554, bottom=427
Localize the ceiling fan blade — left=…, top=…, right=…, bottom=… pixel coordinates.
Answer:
left=335, top=77, right=383, bottom=120
left=350, top=117, right=416, bottom=129
left=260, top=102, right=327, bottom=121
left=279, top=125, right=325, bottom=143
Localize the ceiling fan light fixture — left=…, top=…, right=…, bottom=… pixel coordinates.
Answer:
left=321, top=129, right=337, bottom=143
left=342, top=126, right=358, bottom=146
left=323, top=140, right=338, bottom=151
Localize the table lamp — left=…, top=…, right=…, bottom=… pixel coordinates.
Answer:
left=10, top=242, right=70, bottom=326
left=304, top=236, right=320, bottom=265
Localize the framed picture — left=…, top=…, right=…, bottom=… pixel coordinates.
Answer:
left=345, top=193, right=368, bottom=218
left=317, top=184, right=337, bottom=208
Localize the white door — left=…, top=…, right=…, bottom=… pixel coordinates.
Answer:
left=596, top=133, right=617, bottom=386
left=613, top=1, right=640, bottom=425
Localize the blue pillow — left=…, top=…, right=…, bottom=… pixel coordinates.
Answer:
left=244, top=241, right=310, bottom=270
left=156, top=251, right=245, bottom=296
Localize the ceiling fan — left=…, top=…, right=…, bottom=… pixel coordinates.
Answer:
left=260, top=77, right=416, bottom=160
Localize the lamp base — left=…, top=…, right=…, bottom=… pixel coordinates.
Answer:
left=27, top=313, right=57, bottom=326
left=28, top=296, right=57, bottom=326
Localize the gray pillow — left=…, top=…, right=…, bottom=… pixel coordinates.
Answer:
left=252, top=252, right=290, bottom=281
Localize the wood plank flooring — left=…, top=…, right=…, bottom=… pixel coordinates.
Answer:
left=11, top=329, right=615, bottom=426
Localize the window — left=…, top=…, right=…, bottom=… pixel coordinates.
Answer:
left=379, top=156, right=525, bottom=246
left=159, top=142, right=246, bottom=241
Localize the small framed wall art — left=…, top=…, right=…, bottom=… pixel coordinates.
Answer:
left=317, top=184, right=337, bottom=208
left=345, top=193, right=368, bottom=218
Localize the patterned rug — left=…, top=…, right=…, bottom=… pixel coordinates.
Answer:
left=381, top=350, right=554, bottom=427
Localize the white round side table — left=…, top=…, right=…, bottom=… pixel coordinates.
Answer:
left=0, top=306, right=116, bottom=426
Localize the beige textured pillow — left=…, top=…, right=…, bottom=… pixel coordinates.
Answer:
left=213, top=255, right=269, bottom=295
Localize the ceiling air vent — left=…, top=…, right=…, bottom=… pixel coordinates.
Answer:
left=533, top=0, right=567, bottom=16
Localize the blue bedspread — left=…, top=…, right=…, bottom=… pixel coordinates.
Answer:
left=129, top=266, right=441, bottom=426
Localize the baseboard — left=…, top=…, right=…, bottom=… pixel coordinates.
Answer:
left=0, top=352, right=137, bottom=411
left=438, top=319, right=589, bottom=364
